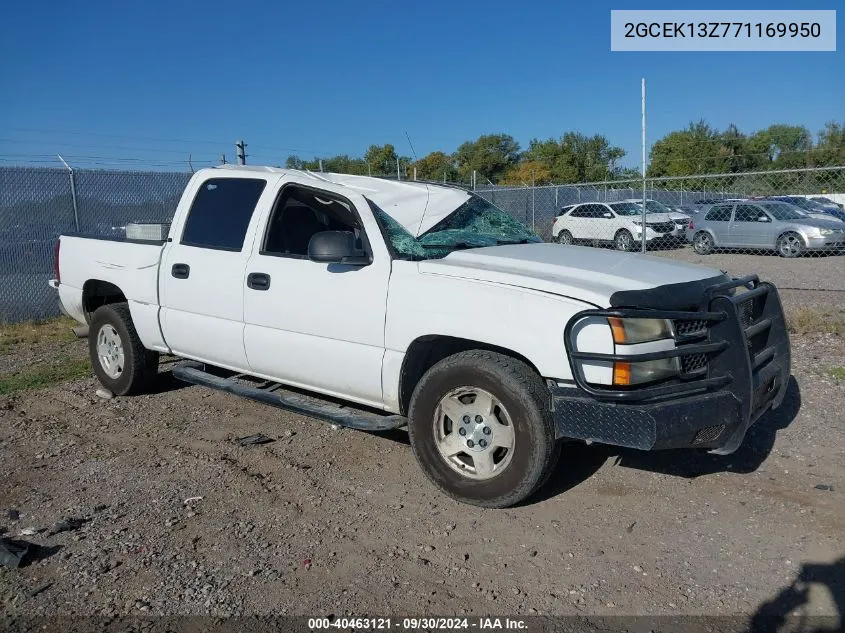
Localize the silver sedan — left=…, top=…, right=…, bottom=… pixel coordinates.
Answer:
left=686, top=201, right=845, bottom=258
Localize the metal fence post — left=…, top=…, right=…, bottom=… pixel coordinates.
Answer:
left=57, top=155, right=80, bottom=232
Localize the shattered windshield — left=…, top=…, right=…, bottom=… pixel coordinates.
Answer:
left=368, top=195, right=540, bottom=261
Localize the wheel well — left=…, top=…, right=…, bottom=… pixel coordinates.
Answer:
left=82, top=280, right=127, bottom=321
left=777, top=230, right=804, bottom=243
left=397, top=335, right=541, bottom=416
left=615, top=228, right=632, bottom=237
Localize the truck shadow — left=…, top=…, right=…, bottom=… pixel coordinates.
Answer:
left=749, top=556, right=843, bottom=633
left=530, top=376, right=801, bottom=505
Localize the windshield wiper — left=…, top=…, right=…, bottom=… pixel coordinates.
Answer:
left=496, top=238, right=535, bottom=245
left=420, top=242, right=485, bottom=250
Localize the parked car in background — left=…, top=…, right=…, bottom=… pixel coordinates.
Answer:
left=552, top=200, right=688, bottom=250
left=810, top=196, right=844, bottom=211
left=616, top=199, right=691, bottom=237
left=687, top=200, right=845, bottom=258
left=766, top=196, right=845, bottom=222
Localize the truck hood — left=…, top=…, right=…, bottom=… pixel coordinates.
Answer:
left=418, top=243, right=724, bottom=307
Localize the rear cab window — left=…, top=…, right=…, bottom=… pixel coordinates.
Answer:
left=181, top=177, right=268, bottom=250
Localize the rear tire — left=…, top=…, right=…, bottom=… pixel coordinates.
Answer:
left=557, top=230, right=573, bottom=245
left=776, top=232, right=804, bottom=258
left=693, top=231, right=714, bottom=255
left=614, top=229, right=634, bottom=252
left=407, top=350, right=561, bottom=508
left=89, top=303, right=158, bottom=396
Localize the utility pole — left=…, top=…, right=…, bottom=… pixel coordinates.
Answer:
left=220, top=154, right=227, bottom=165
left=641, top=78, right=647, bottom=254
left=236, top=140, right=247, bottom=165
left=396, top=157, right=400, bottom=180
left=319, top=159, right=324, bottom=172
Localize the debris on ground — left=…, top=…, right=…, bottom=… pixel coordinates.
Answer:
left=95, top=388, right=114, bottom=400
left=48, top=517, right=89, bottom=536
left=183, top=496, right=204, bottom=505
left=19, top=528, right=38, bottom=536
left=29, top=582, right=53, bottom=597
left=5, top=509, right=20, bottom=521
left=302, top=558, right=312, bottom=570
left=814, top=484, right=834, bottom=491
left=0, top=538, right=31, bottom=568
left=235, top=433, right=275, bottom=446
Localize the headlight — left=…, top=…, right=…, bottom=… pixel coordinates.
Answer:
left=607, top=317, right=678, bottom=386
left=607, top=317, right=673, bottom=344
left=819, top=228, right=833, bottom=236
left=612, top=357, right=680, bottom=386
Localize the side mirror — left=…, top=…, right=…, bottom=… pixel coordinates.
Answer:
left=308, top=231, right=370, bottom=265
left=603, top=212, right=613, bottom=219
left=757, top=216, right=770, bottom=223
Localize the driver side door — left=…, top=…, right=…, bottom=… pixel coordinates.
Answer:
left=242, top=176, right=392, bottom=409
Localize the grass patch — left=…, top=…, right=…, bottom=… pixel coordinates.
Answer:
left=0, top=357, right=91, bottom=396
left=826, top=366, right=845, bottom=381
left=0, top=316, right=79, bottom=354
left=785, top=307, right=845, bottom=338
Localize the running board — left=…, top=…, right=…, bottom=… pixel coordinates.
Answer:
left=171, top=362, right=407, bottom=432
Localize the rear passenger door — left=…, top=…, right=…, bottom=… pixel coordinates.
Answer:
left=159, top=174, right=273, bottom=370
left=565, top=204, right=597, bottom=240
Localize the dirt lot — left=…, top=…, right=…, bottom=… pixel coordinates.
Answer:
left=1, top=259, right=844, bottom=628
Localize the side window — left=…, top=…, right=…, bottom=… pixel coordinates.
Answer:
left=181, top=178, right=267, bottom=250
left=557, top=205, right=574, bottom=217
left=262, top=185, right=362, bottom=259
left=734, top=205, right=765, bottom=223
left=568, top=205, right=590, bottom=218
left=595, top=205, right=613, bottom=218
left=705, top=204, right=733, bottom=222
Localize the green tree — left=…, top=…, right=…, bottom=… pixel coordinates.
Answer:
left=454, top=134, right=520, bottom=183
left=746, top=124, right=812, bottom=169
left=364, top=144, right=399, bottom=176
left=647, top=120, right=730, bottom=177
left=811, top=121, right=845, bottom=167
left=524, top=132, right=625, bottom=183
left=411, top=151, right=458, bottom=181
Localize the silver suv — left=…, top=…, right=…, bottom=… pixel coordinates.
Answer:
left=687, top=200, right=845, bottom=257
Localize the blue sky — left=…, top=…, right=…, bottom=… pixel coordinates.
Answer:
left=0, top=0, right=841, bottom=171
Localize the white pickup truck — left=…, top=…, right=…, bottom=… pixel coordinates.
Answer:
left=50, top=166, right=792, bottom=507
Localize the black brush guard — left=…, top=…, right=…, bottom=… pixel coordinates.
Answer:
left=553, top=275, right=791, bottom=454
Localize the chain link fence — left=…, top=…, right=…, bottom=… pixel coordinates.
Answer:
left=0, top=166, right=190, bottom=322
left=1, top=165, right=843, bottom=322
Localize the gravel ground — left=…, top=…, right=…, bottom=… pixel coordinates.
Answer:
left=1, top=262, right=844, bottom=627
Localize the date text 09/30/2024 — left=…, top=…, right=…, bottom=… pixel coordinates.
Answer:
left=308, top=617, right=528, bottom=630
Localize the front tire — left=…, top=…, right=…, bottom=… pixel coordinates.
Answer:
left=777, top=232, right=804, bottom=258
left=89, top=303, right=159, bottom=396
left=615, top=229, right=634, bottom=252
left=407, top=350, right=561, bottom=508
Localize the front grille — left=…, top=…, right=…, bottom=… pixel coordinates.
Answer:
left=738, top=299, right=754, bottom=328
left=673, top=319, right=708, bottom=337
left=646, top=221, right=674, bottom=233
left=693, top=424, right=725, bottom=444
left=681, top=353, right=708, bottom=374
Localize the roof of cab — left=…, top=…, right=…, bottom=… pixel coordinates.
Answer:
left=203, top=165, right=472, bottom=236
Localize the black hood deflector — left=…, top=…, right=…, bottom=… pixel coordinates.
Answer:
left=609, top=273, right=732, bottom=311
